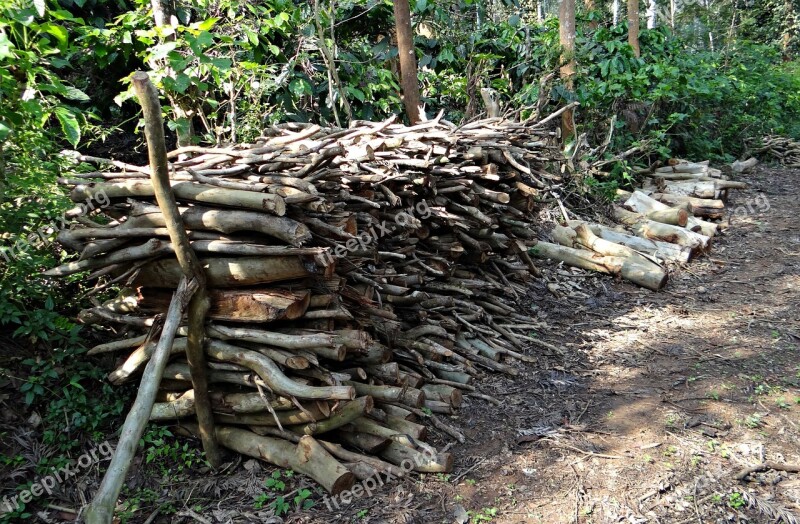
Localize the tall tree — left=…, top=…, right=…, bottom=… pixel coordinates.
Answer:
left=393, top=0, right=422, bottom=124
left=585, top=0, right=599, bottom=28
left=559, top=0, right=576, bottom=142
left=628, top=0, right=641, bottom=57
left=646, top=0, right=658, bottom=28
left=613, top=0, right=620, bottom=24
left=148, top=0, right=194, bottom=149
left=783, top=0, right=796, bottom=60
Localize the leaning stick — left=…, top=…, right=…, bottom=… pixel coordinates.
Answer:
left=131, top=71, right=221, bottom=469
left=84, top=278, right=196, bottom=524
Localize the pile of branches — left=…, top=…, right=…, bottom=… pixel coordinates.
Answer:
left=747, top=135, right=800, bottom=167
left=50, top=109, right=569, bottom=495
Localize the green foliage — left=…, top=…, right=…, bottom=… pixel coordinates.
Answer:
left=253, top=470, right=315, bottom=514
left=728, top=491, right=746, bottom=509
left=139, top=426, right=208, bottom=476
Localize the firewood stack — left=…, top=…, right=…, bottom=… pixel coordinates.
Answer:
left=50, top=114, right=565, bottom=493
left=747, top=135, right=800, bottom=167
left=50, top=110, right=750, bottom=494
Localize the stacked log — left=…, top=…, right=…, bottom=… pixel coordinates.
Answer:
left=52, top=114, right=564, bottom=492
left=52, top=103, right=749, bottom=497
left=747, top=135, right=800, bottom=167
left=529, top=157, right=749, bottom=287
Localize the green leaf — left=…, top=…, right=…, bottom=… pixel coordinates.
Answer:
left=54, top=107, right=80, bottom=147
left=149, top=42, right=178, bottom=62
left=0, top=122, right=10, bottom=141
left=209, top=57, right=232, bottom=70
left=194, top=30, right=215, bottom=48
left=62, top=86, right=90, bottom=102
left=346, top=86, right=365, bottom=102
left=173, top=73, right=191, bottom=93
left=197, top=17, right=219, bottom=31
left=416, top=0, right=427, bottom=11
left=42, top=23, right=69, bottom=46
left=34, top=0, right=46, bottom=17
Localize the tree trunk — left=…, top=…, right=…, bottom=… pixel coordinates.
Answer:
left=628, top=0, right=640, bottom=57
left=393, top=0, right=422, bottom=124
left=670, top=0, right=676, bottom=28
left=559, top=0, right=577, bottom=141
left=585, top=0, right=599, bottom=28
left=783, top=0, right=796, bottom=61
left=613, top=0, right=620, bottom=24
left=646, top=0, right=657, bottom=28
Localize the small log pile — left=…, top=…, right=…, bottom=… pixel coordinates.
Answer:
left=528, top=159, right=749, bottom=290
left=746, top=135, right=800, bottom=167
left=51, top=113, right=566, bottom=494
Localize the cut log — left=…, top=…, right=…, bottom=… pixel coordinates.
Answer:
left=613, top=207, right=711, bottom=252
left=124, top=202, right=310, bottom=245
left=655, top=161, right=709, bottom=174
left=530, top=239, right=667, bottom=291
left=379, top=441, right=453, bottom=473
left=623, top=191, right=688, bottom=227
left=138, top=288, right=310, bottom=323
left=624, top=190, right=718, bottom=237
left=650, top=193, right=726, bottom=219
left=656, top=180, right=748, bottom=199
left=567, top=221, right=691, bottom=264
left=70, top=181, right=287, bottom=216
left=199, top=425, right=354, bottom=494
left=133, top=256, right=325, bottom=288
left=204, top=340, right=355, bottom=400
left=731, top=157, right=758, bottom=174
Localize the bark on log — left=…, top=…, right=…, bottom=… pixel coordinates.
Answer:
left=568, top=220, right=691, bottom=263
left=70, top=181, right=287, bottom=216
left=380, top=441, right=453, bottom=473
left=650, top=193, right=726, bottom=219
left=613, top=207, right=711, bottom=251
left=133, top=256, right=321, bottom=288
left=530, top=239, right=667, bottom=290
left=205, top=340, right=355, bottom=400
left=139, top=288, right=310, bottom=323
left=123, top=202, right=311, bottom=245
left=197, top=425, right=355, bottom=494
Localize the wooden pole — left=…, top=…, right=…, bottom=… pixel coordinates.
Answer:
left=130, top=71, right=222, bottom=468
left=393, top=0, right=422, bottom=124
left=84, top=278, right=197, bottom=524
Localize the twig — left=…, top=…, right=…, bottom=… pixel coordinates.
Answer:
left=734, top=461, right=800, bottom=481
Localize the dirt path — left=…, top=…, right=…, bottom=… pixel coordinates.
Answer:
left=308, top=166, right=800, bottom=524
